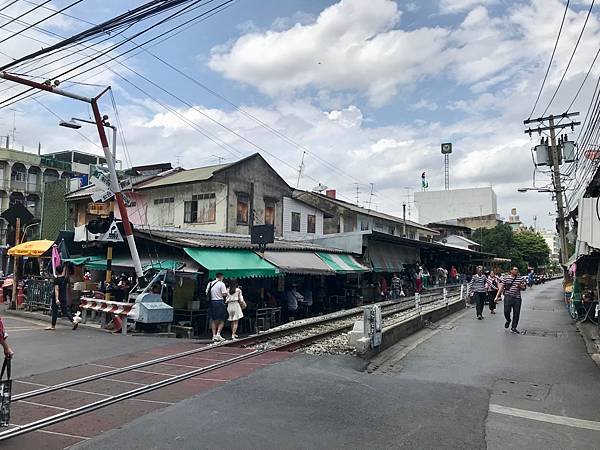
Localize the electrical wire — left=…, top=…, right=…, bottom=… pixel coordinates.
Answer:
left=528, top=0, right=570, bottom=119
left=541, top=0, right=595, bottom=117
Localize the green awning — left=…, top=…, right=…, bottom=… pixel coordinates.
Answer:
left=184, top=248, right=278, bottom=278
left=316, top=252, right=369, bottom=273
left=64, top=256, right=104, bottom=266
left=367, top=242, right=418, bottom=272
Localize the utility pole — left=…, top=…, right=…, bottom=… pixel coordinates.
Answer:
left=296, top=151, right=306, bottom=189
left=524, top=112, right=580, bottom=277
left=367, top=183, right=374, bottom=210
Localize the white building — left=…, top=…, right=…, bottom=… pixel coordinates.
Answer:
left=539, top=229, right=560, bottom=261
left=282, top=197, right=325, bottom=241
left=414, top=187, right=499, bottom=228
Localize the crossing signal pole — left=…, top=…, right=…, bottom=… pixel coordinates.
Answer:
left=523, top=112, right=580, bottom=275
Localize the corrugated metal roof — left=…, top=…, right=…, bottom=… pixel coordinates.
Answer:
left=136, top=163, right=230, bottom=189
left=134, top=227, right=346, bottom=253
left=294, top=191, right=438, bottom=234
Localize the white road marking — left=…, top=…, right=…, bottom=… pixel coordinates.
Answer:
left=131, top=398, right=174, bottom=406
left=88, top=362, right=174, bottom=377
left=18, top=400, right=69, bottom=411
left=102, top=378, right=147, bottom=386
left=189, top=377, right=230, bottom=382
left=14, top=380, right=47, bottom=387
left=489, top=404, right=600, bottom=432
left=30, top=428, right=90, bottom=440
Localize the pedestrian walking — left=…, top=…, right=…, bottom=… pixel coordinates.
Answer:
left=486, top=270, right=500, bottom=315
left=225, top=279, right=244, bottom=340
left=495, top=266, right=527, bottom=334
left=47, top=264, right=79, bottom=331
left=469, top=266, right=487, bottom=320
left=205, top=272, right=228, bottom=342
left=450, top=266, right=458, bottom=284
left=437, top=267, right=448, bottom=286
left=390, top=273, right=403, bottom=299
left=415, top=266, right=423, bottom=294
left=527, top=270, right=535, bottom=288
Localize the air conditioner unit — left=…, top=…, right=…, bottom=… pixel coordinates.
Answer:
left=534, top=144, right=550, bottom=166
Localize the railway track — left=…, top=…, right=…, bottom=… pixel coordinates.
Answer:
left=1, top=285, right=465, bottom=443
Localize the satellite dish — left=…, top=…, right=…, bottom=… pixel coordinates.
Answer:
left=312, top=183, right=328, bottom=193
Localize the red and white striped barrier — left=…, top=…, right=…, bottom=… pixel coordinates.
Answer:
left=79, top=297, right=135, bottom=335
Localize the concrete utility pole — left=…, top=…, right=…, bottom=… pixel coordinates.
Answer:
left=523, top=112, right=580, bottom=278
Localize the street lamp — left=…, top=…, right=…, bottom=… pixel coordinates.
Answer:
left=59, top=116, right=118, bottom=166
left=517, top=187, right=554, bottom=193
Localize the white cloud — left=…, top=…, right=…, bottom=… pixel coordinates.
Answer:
left=438, top=0, right=498, bottom=13
left=209, top=0, right=450, bottom=106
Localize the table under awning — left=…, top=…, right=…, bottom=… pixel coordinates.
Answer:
left=262, top=251, right=335, bottom=275
left=184, top=248, right=278, bottom=278
left=367, top=241, right=418, bottom=272
left=316, top=252, right=370, bottom=273
left=8, top=239, right=54, bottom=257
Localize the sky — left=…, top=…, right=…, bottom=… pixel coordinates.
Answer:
left=0, top=0, right=598, bottom=230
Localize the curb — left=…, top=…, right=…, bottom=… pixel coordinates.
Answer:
left=575, top=321, right=600, bottom=369
left=3, top=308, right=105, bottom=332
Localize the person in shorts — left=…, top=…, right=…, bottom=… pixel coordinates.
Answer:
left=206, top=273, right=228, bottom=342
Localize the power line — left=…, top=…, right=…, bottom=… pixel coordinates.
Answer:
left=541, top=0, right=595, bottom=117
left=528, top=0, right=570, bottom=119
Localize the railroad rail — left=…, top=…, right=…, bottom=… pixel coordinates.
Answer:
left=0, top=285, right=466, bottom=442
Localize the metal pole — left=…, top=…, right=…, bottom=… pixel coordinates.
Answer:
left=11, top=217, right=19, bottom=310
left=402, top=203, right=407, bottom=237
left=548, top=116, right=569, bottom=278
left=90, top=100, right=143, bottom=279
left=105, top=125, right=117, bottom=301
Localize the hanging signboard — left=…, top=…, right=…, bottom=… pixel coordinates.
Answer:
left=119, top=178, right=132, bottom=191
left=91, top=190, right=114, bottom=203
left=90, top=173, right=111, bottom=191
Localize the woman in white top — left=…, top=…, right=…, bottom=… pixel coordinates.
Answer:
left=226, top=279, right=244, bottom=339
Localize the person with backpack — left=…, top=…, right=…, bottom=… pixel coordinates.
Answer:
left=205, top=273, right=228, bottom=342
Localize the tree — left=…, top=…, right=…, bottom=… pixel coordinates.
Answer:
left=513, top=230, right=551, bottom=269
left=472, top=225, right=551, bottom=273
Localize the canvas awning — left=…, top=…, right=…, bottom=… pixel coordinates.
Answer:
left=367, top=241, right=418, bottom=272
left=316, top=252, right=369, bottom=273
left=262, top=251, right=335, bottom=275
left=8, top=239, right=54, bottom=257
left=65, top=256, right=199, bottom=272
left=184, top=248, right=278, bottom=278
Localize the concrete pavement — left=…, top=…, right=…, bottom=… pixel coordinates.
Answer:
left=66, top=279, right=599, bottom=449
left=0, top=309, right=175, bottom=378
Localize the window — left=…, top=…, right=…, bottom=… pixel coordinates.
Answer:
left=184, top=201, right=197, bottom=223
left=237, top=193, right=249, bottom=224
left=264, top=199, right=275, bottom=226
left=374, top=220, right=383, bottom=231
left=307, top=214, right=316, bottom=234
left=11, top=171, right=26, bottom=182
left=360, top=219, right=369, bottom=231
left=291, top=212, right=301, bottom=232
left=153, top=197, right=174, bottom=225
left=193, top=193, right=216, bottom=223
left=184, top=193, right=216, bottom=224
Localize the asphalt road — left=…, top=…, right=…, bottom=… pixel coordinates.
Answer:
left=68, top=279, right=599, bottom=450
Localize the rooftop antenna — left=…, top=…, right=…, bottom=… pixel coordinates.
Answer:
left=211, top=154, right=225, bottom=164
left=367, top=183, right=374, bottom=210
left=404, top=187, right=412, bottom=219
left=354, top=182, right=360, bottom=206
left=296, top=151, right=306, bottom=188
left=175, top=154, right=181, bottom=167
left=9, top=108, right=17, bottom=149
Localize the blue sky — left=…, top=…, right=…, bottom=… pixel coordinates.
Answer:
left=1, top=0, right=598, bottom=230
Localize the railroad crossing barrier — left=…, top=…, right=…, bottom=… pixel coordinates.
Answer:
left=79, top=298, right=135, bottom=335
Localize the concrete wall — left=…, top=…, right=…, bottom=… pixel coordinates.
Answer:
left=282, top=197, right=324, bottom=240
left=142, top=181, right=227, bottom=232
left=414, top=187, right=498, bottom=225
